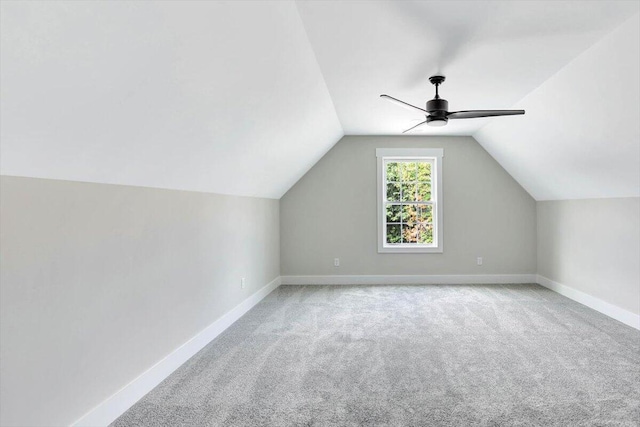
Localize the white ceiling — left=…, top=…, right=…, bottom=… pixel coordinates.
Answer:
left=476, top=14, right=640, bottom=200
left=0, top=1, right=342, bottom=198
left=1, top=1, right=639, bottom=200
left=296, top=0, right=638, bottom=136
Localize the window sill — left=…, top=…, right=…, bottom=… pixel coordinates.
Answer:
left=378, top=246, right=443, bottom=254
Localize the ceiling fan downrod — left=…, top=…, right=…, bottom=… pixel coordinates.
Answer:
left=426, top=76, right=448, bottom=126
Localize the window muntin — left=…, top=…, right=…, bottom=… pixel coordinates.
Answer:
left=376, top=148, right=443, bottom=253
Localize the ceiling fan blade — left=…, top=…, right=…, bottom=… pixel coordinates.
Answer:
left=380, top=94, right=427, bottom=114
left=447, top=110, right=525, bottom=119
left=402, top=120, right=428, bottom=133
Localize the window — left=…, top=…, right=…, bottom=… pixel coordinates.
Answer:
left=376, top=148, right=443, bottom=253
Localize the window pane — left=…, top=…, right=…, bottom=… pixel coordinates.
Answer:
left=416, top=205, right=433, bottom=223
left=400, top=183, right=418, bottom=202
left=417, top=223, right=434, bottom=244
left=386, top=183, right=400, bottom=201
left=417, top=182, right=431, bottom=201
left=401, top=204, right=417, bottom=225
left=417, top=162, right=432, bottom=181
left=386, top=162, right=399, bottom=182
left=386, top=224, right=401, bottom=244
left=402, top=223, right=419, bottom=243
left=386, top=204, right=402, bottom=222
left=400, top=162, right=417, bottom=181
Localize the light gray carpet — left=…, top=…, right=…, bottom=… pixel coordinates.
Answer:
left=112, top=284, right=640, bottom=426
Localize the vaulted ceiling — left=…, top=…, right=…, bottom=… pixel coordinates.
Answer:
left=476, top=14, right=639, bottom=200
left=1, top=1, right=638, bottom=200
left=0, top=1, right=342, bottom=198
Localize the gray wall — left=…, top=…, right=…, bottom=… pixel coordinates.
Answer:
left=537, top=198, right=640, bottom=315
left=280, top=136, right=537, bottom=276
left=0, top=176, right=280, bottom=427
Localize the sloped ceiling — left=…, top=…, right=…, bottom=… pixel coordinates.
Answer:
left=1, top=1, right=639, bottom=201
left=475, top=14, right=640, bottom=200
left=296, top=1, right=639, bottom=201
left=296, top=1, right=638, bottom=137
left=0, top=1, right=343, bottom=199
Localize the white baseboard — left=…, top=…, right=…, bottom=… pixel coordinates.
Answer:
left=281, top=274, right=536, bottom=285
left=536, top=275, right=639, bottom=330
left=72, top=276, right=281, bottom=427
left=69, top=273, right=637, bottom=427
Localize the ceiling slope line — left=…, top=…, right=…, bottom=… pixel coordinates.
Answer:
left=474, top=13, right=640, bottom=201
left=472, top=12, right=640, bottom=138
left=294, top=0, right=345, bottom=136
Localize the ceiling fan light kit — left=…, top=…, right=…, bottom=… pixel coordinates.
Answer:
left=426, top=116, right=447, bottom=127
left=381, top=75, right=525, bottom=133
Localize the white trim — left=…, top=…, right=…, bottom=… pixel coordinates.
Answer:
left=281, top=274, right=536, bottom=285
left=72, top=276, right=282, bottom=427
left=377, top=148, right=444, bottom=253
left=376, top=148, right=444, bottom=158
left=536, top=274, right=640, bottom=330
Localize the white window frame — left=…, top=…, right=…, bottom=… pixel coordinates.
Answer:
left=376, top=148, right=443, bottom=253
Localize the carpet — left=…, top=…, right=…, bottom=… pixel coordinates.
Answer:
left=111, top=284, right=640, bottom=426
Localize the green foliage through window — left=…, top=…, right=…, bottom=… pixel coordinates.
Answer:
left=384, top=160, right=434, bottom=245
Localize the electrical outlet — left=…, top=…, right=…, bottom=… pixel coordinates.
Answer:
left=241, top=277, right=245, bottom=289
left=477, top=257, right=483, bottom=266
left=334, top=258, right=340, bottom=267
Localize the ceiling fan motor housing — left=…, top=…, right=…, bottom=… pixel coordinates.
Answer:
left=426, top=98, right=449, bottom=126
left=427, top=98, right=448, bottom=116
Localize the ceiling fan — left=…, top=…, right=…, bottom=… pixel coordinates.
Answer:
left=381, top=76, right=525, bottom=133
